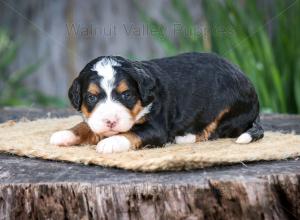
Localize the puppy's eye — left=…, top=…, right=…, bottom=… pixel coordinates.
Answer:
left=121, top=91, right=133, bottom=100
left=86, top=93, right=98, bottom=104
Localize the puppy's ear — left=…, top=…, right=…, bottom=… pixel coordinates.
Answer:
left=130, top=62, right=156, bottom=106
left=68, top=77, right=82, bottom=111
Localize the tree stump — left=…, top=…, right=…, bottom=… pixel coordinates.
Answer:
left=0, top=107, right=300, bottom=220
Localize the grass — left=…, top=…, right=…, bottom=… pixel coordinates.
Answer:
left=138, top=0, right=300, bottom=113
left=0, top=29, right=66, bottom=107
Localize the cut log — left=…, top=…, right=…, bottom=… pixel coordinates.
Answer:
left=0, top=108, right=300, bottom=219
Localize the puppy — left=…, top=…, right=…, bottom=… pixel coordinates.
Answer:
left=50, top=52, right=264, bottom=153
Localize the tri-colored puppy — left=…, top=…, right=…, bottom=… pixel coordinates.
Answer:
left=50, top=52, right=264, bottom=153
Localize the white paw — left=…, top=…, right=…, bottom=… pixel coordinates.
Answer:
left=96, top=135, right=131, bottom=154
left=175, top=133, right=196, bottom=144
left=50, top=130, right=79, bottom=146
left=236, top=133, right=252, bottom=144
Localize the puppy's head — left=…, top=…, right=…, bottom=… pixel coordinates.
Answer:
left=68, top=56, right=155, bottom=136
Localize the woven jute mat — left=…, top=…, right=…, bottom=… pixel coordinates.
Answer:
left=0, top=116, right=299, bottom=172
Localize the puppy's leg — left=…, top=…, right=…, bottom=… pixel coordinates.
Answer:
left=196, top=123, right=221, bottom=142
left=50, top=122, right=102, bottom=146
left=196, top=108, right=230, bottom=142
left=96, top=123, right=167, bottom=154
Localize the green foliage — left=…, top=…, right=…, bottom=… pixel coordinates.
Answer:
left=0, top=29, right=66, bottom=107
left=139, top=0, right=300, bottom=113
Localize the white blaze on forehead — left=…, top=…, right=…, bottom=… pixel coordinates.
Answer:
left=91, top=58, right=120, bottom=95
left=88, top=58, right=134, bottom=135
left=87, top=57, right=152, bottom=135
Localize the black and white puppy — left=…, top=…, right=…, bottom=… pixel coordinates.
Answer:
left=50, top=52, right=264, bottom=153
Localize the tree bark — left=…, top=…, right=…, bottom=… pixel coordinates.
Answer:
left=0, top=108, right=300, bottom=219
left=0, top=174, right=300, bottom=220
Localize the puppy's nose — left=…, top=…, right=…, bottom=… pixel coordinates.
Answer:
left=104, top=119, right=117, bottom=129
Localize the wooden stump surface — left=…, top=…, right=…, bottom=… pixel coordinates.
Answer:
left=0, top=107, right=300, bottom=220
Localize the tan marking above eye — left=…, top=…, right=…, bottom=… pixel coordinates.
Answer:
left=116, top=80, right=129, bottom=93
left=88, top=83, right=100, bottom=95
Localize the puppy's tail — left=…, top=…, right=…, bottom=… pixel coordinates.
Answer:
left=235, top=116, right=264, bottom=144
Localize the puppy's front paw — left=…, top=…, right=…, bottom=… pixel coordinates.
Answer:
left=50, top=130, right=79, bottom=146
left=96, top=135, right=131, bottom=154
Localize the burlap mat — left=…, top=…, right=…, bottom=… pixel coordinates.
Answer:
left=0, top=116, right=299, bottom=172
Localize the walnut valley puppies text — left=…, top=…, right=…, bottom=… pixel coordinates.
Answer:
left=66, top=23, right=234, bottom=39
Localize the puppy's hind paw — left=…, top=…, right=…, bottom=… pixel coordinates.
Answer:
left=235, top=133, right=252, bottom=144
left=50, top=130, right=79, bottom=146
